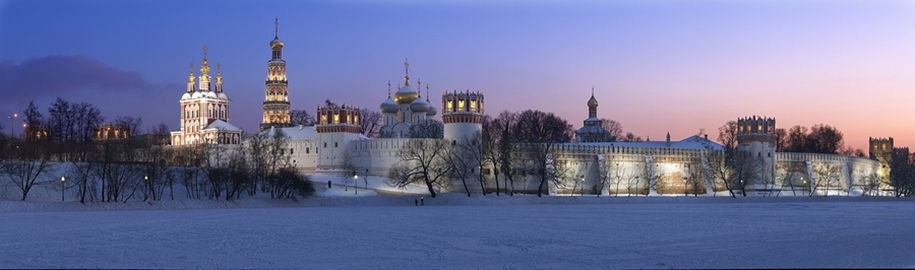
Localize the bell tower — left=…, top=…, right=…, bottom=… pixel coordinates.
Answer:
left=261, top=18, right=291, bottom=131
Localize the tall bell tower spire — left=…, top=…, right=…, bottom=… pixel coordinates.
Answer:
left=262, top=18, right=291, bottom=131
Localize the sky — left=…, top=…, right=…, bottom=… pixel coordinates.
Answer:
left=0, top=0, right=913, bottom=151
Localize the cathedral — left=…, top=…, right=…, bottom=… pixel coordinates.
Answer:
left=169, top=46, right=242, bottom=146
left=378, top=60, right=438, bottom=138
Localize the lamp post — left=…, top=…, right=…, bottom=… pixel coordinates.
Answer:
left=144, top=175, right=149, bottom=201
left=365, top=169, right=369, bottom=191
left=7, top=113, right=17, bottom=137
left=353, top=171, right=358, bottom=195
left=60, top=176, right=66, bottom=202
left=581, top=175, right=585, bottom=196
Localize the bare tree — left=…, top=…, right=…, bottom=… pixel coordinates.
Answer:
left=811, top=162, right=842, bottom=197
left=513, top=110, right=573, bottom=197
left=599, top=118, right=624, bottom=140
left=888, top=149, right=914, bottom=197
left=683, top=164, right=704, bottom=197
left=644, top=160, right=667, bottom=196
left=776, top=161, right=806, bottom=196
left=387, top=138, right=453, bottom=197
left=359, top=108, right=383, bottom=138
left=446, top=133, right=485, bottom=197
left=619, top=132, right=643, bottom=142
left=860, top=172, right=881, bottom=196
left=494, top=111, right=519, bottom=195
left=3, top=139, right=51, bottom=201
left=622, top=166, right=641, bottom=197
left=290, top=109, right=316, bottom=127
left=480, top=115, right=501, bottom=195
left=409, top=119, right=443, bottom=139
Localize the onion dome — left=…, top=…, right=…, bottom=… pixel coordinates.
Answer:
left=191, top=91, right=203, bottom=99
left=270, top=38, right=284, bottom=50
left=205, top=91, right=217, bottom=99
left=380, top=96, right=398, bottom=114
left=425, top=87, right=437, bottom=116
left=218, top=92, right=229, bottom=100
left=426, top=97, right=437, bottom=117
left=410, top=94, right=429, bottom=113
left=181, top=92, right=192, bottom=101
left=394, top=84, right=419, bottom=104
left=587, top=93, right=598, bottom=108
left=270, top=18, right=284, bottom=50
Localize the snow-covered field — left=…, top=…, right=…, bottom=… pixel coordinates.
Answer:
left=2, top=192, right=915, bottom=269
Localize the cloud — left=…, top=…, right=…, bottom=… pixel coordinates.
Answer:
left=0, top=54, right=151, bottom=103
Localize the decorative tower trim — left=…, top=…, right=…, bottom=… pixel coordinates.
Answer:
left=316, top=104, right=361, bottom=134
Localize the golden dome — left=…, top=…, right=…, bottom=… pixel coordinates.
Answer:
left=270, top=38, right=284, bottom=49
left=394, top=84, right=419, bottom=104
left=587, top=94, right=598, bottom=108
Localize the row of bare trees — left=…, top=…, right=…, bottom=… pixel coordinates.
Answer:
left=0, top=99, right=315, bottom=202
left=388, top=110, right=574, bottom=198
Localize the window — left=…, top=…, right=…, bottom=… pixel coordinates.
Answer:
left=335, top=142, right=338, bottom=148
left=323, top=142, right=327, bottom=148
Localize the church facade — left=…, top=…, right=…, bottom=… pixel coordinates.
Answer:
left=170, top=46, right=242, bottom=146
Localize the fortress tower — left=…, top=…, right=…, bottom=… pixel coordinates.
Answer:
left=868, top=137, right=894, bottom=162
left=315, top=104, right=361, bottom=171
left=737, top=116, right=777, bottom=153
left=736, top=116, right=777, bottom=189
left=441, top=90, right=484, bottom=142
left=261, top=18, right=291, bottom=131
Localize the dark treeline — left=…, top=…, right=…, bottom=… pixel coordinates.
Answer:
left=0, top=98, right=314, bottom=203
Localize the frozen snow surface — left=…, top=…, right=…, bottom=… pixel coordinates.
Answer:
left=2, top=192, right=915, bottom=269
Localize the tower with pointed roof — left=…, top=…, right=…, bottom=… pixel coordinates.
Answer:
left=575, top=87, right=614, bottom=143
left=261, top=18, right=291, bottom=132
left=171, top=45, right=242, bottom=146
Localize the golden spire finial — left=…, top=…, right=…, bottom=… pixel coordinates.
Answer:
left=403, top=58, right=410, bottom=86
left=216, top=62, right=222, bottom=83
left=200, top=44, right=210, bottom=74
left=274, top=18, right=279, bottom=39
left=387, top=80, right=392, bottom=96
left=188, top=62, right=195, bottom=83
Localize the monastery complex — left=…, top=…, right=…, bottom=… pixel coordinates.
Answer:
left=168, top=20, right=894, bottom=197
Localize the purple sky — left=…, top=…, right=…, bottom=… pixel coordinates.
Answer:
left=1, top=0, right=913, bottom=151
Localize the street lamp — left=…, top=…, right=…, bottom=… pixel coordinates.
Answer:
left=353, top=171, right=358, bottom=195
left=7, top=113, right=17, bottom=137
left=581, top=175, right=585, bottom=196
left=60, top=176, right=66, bottom=202
left=365, top=169, right=369, bottom=191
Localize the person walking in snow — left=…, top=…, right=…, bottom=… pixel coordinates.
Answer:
left=414, top=198, right=418, bottom=206
left=421, top=197, right=424, bottom=206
